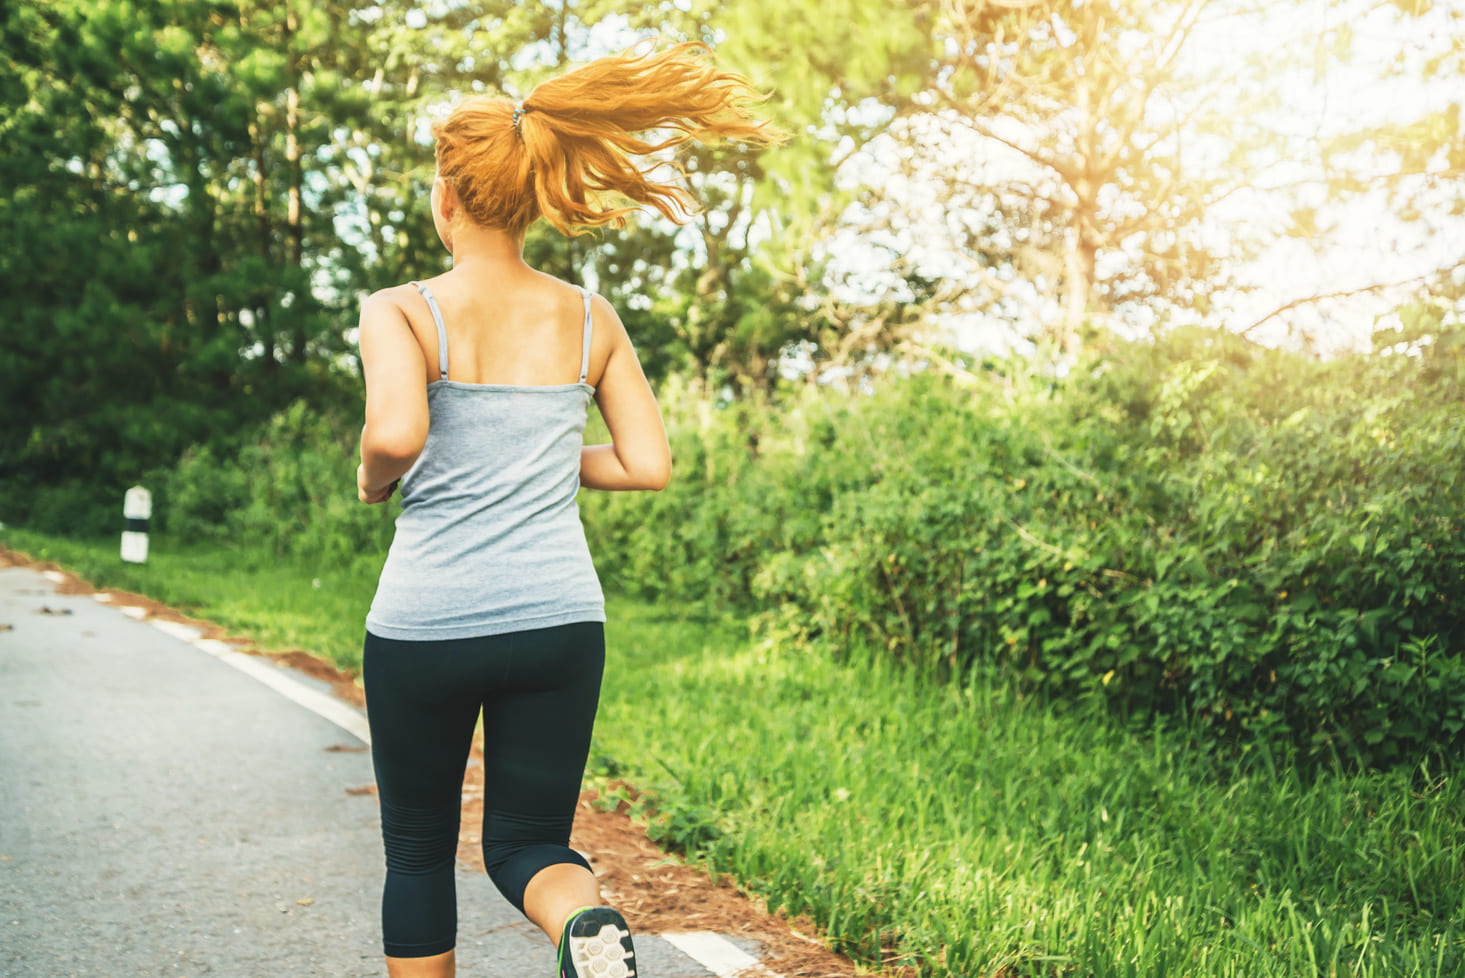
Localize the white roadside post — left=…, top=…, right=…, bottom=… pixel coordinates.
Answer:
left=121, top=486, right=151, bottom=564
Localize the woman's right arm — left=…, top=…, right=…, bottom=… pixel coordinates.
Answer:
left=580, top=296, right=671, bottom=491
left=357, top=292, right=429, bottom=503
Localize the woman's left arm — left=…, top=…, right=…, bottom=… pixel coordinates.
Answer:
left=356, top=293, right=429, bottom=504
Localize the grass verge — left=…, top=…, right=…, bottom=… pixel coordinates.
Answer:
left=5, top=528, right=1462, bottom=976
left=592, top=618, right=1465, bottom=977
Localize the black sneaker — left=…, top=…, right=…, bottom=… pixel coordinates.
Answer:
left=558, top=906, right=637, bottom=978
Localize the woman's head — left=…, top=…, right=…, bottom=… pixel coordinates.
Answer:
left=429, top=42, right=780, bottom=240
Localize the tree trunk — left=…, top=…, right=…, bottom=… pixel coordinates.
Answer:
left=1060, top=203, right=1097, bottom=354
left=1059, top=26, right=1101, bottom=356
left=249, top=115, right=276, bottom=367
left=284, top=3, right=305, bottom=363
left=555, top=0, right=579, bottom=283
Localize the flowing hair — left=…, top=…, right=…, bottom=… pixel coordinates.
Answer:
left=430, top=42, right=781, bottom=237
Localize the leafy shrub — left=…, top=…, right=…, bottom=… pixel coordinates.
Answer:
left=584, top=324, right=1465, bottom=765
left=148, top=400, right=394, bottom=565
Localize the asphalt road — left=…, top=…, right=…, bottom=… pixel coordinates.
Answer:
left=0, top=566, right=731, bottom=978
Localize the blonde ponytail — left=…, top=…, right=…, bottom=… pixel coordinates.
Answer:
left=431, top=43, right=780, bottom=237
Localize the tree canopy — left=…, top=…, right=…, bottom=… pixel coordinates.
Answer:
left=2, top=0, right=1461, bottom=529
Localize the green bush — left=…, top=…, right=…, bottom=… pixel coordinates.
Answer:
left=583, top=325, right=1465, bottom=764
left=147, top=400, right=394, bottom=565
left=582, top=376, right=886, bottom=609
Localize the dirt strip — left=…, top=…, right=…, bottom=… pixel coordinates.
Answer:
left=0, top=546, right=880, bottom=978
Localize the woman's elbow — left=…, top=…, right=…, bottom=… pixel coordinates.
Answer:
left=362, top=425, right=425, bottom=465
left=635, top=454, right=671, bottom=491
left=614, top=439, right=670, bottom=490
left=644, top=460, right=671, bottom=491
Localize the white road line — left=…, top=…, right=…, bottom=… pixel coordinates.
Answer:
left=662, top=932, right=781, bottom=978
left=149, top=620, right=202, bottom=643
left=41, top=570, right=65, bottom=584
left=119, top=606, right=147, bottom=620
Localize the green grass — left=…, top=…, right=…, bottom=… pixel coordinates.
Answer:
left=591, top=611, right=1465, bottom=977
left=6, top=527, right=1462, bottom=976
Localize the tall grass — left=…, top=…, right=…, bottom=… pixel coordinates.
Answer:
left=592, top=607, right=1465, bottom=977
left=6, top=529, right=1462, bottom=976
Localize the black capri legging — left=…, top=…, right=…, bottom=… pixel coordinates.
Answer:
left=362, top=622, right=605, bottom=959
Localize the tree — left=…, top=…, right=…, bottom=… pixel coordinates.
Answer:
left=0, top=0, right=263, bottom=529
left=335, top=0, right=935, bottom=395
left=0, top=0, right=378, bottom=527
left=864, top=0, right=1278, bottom=356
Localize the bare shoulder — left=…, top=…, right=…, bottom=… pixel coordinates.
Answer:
left=355, top=288, right=424, bottom=360
left=583, top=293, right=633, bottom=389
left=362, top=283, right=421, bottom=315
left=358, top=285, right=426, bottom=333
left=587, top=291, right=628, bottom=340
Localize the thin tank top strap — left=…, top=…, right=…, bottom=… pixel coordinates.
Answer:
left=577, top=287, right=594, bottom=385
left=411, top=281, right=450, bottom=381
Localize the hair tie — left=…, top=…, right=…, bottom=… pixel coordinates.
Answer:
left=511, top=104, right=530, bottom=136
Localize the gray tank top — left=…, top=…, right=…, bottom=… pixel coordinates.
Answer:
left=365, top=281, right=606, bottom=640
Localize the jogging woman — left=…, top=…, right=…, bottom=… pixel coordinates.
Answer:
left=354, top=43, right=775, bottom=978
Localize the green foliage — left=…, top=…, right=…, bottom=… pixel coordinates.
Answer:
left=0, top=0, right=369, bottom=523
left=147, top=400, right=394, bottom=565
left=9, top=0, right=1462, bottom=769
left=0, top=0, right=934, bottom=517
left=25, top=316, right=1461, bottom=766
left=582, top=325, right=1465, bottom=765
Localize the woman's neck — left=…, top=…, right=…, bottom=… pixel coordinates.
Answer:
left=446, top=224, right=528, bottom=274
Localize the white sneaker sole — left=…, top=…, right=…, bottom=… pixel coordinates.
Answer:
left=566, top=910, right=636, bottom=978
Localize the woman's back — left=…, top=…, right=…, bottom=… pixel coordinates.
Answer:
left=366, top=274, right=606, bottom=641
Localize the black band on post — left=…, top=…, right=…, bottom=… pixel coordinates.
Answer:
left=125, top=518, right=149, bottom=533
